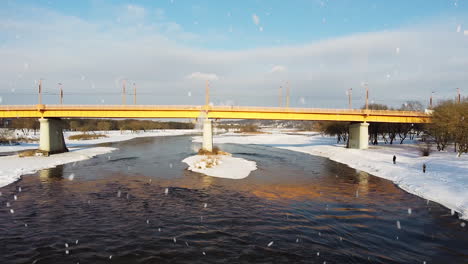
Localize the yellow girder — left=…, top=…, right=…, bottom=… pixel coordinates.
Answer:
left=0, top=105, right=431, bottom=123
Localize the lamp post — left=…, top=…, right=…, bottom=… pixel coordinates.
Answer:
left=348, top=88, right=352, bottom=109
left=38, top=79, right=43, bottom=105
left=58, top=83, right=63, bottom=104
left=429, top=91, right=436, bottom=109
left=122, top=79, right=126, bottom=105
left=133, top=83, right=137, bottom=105
left=457, top=88, right=461, bottom=103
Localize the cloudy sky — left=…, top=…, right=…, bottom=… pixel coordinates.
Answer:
left=1, top=0, right=467, bottom=108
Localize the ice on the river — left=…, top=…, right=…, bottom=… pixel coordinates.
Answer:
left=183, top=154, right=257, bottom=179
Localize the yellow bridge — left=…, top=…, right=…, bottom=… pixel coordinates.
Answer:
left=0, top=104, right=431, bottom=153
left=0, top=105, right=430, bottom=123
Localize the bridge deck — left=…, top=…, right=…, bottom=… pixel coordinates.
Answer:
left=0, top=105, right=430, bottom=123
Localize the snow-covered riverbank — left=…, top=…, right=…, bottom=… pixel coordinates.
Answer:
left=0, top=129, right=197, bottom=153
left=193, top=131, right=468, bottom=220
left=0, top=147, right=115, bottom=188
left=0, top=129, right=197, bottom=188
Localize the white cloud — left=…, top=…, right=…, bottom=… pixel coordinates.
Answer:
left=155, top=8, right=165, bottom=20
left=186, top=72, right=219, bottom=81
left=126, top=4, right=146, bottom=17
left=252, top=14, right=260, bottom=26
left=0, top=6, right=467, bottom=108
left=270, top=65, right=286, bottom=73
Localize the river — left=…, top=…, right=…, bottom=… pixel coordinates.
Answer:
left=0, top=135, right=467, bottom=263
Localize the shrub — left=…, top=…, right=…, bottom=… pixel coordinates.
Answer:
left=418, top=142, right=432, bottom=157
left=68, top=133, right=108, bottom=140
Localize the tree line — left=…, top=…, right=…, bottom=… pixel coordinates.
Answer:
left=4, top=118, right=194, bottom=134
left=317, top=99, right=467, bottom=156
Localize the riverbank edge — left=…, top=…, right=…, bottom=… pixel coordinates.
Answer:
left=192, top=132, right=468, bottom=221
left=0, top=130, right=199, bottom=188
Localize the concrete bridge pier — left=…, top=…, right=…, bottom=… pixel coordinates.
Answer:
left=348, top=122, right=369, bottom=149
left=39, top=118, right=68, bottom=155
left=202, top=119, right=213, bottom=152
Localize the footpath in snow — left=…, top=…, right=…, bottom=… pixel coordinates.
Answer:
left=193, top=131, right=468, bottom=220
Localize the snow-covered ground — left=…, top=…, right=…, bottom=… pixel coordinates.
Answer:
left=183, top=154, right=257, bottom=179
left=193, top=131, right=468, bottom=220
left=0, top=147, right=115, bottom=188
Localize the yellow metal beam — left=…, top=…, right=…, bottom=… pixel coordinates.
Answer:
left=0, top=105, right=431, bottom=123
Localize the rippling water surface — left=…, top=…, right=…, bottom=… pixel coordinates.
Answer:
left=0, top=135, right=467, bottom=264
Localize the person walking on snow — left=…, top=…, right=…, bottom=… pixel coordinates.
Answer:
left=423, top=163, right=426, bottom=173
left=393, top=155, right=396, bottom=164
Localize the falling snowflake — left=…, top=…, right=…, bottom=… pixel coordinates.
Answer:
left=267, top=241, right=273, bottom=247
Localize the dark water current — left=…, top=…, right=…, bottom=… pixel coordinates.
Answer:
left=0, top=135, right=467, bottom=264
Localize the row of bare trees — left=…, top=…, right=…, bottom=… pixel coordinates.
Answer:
left=317, top=101, right=425, bottom=145
left=317, top=99, right=467, bottom=156
left=4, top=118, right=194, bottom=134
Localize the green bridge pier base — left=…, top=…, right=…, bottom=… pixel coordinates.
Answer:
left=39, top=118, right=68, bottom=155
left=348, top=122, right=369, bottom=149
left=202, top=119, right=213, bottom=152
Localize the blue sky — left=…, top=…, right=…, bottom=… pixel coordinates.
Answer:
left=0, top=0, right=467, bottom=107
left=4, top=0, right=467, bottom=49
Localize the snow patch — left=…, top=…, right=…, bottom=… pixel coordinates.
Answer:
left=183, top=154, right=256, bottom=179
left=0, top=147, right=115, bottom=188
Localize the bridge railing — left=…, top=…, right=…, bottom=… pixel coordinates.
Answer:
left=0, top=104, right=429, bottom=117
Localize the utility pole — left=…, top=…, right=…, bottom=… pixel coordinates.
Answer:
left=122, top=80, right=126, bottom=105
left=133, top=83, right=137, bottom=105
left=365, top=83, right=369, bottom=111
left=58, top=83, right=63, bottom=104
left=205, top=80, right=210, bottom=106
left=348, top=88, right=352, bottom=109
left=430, top=92, right=434, bottom=109
left=286, top=82, right=290, bottom=108
left=279, top=86, right=283, bottom=107
left=457, top=88, right=461, bottom=103
left=38, top=79, right=43, bottom=105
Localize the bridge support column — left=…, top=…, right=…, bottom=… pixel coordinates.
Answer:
left=348, top=122, right=369, bottom=149
left=202, top=119, right=213, bottom=152
left=39, top=118, right=68, bottom=155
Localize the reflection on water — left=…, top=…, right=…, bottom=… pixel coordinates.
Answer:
left=0, top=135, right=467, bottom=264
left=39, top=166, right=64, bottom=182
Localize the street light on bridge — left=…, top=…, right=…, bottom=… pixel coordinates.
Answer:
left=58, top=83, right=63, bottom=104
left=347, top=88, right=352, bottom=109
left=133, top=83, right=137, bottom=105
left=38, top=79, right=43, bottom=105
left=122, top=79, right=127, bottom=105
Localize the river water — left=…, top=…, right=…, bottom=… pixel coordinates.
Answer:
left=0, top=135, right=467, bottom=263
